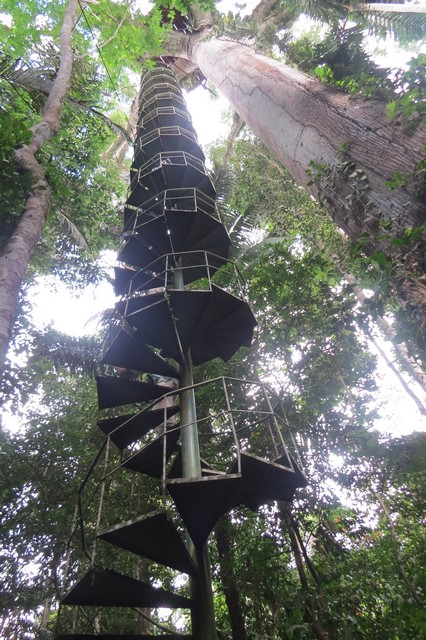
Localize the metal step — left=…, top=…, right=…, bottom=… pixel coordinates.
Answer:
left=168, top=291, right=211, bottom=352
left=118, top=233, right=163, bottom=269
left=133, top=125, right=203, bottom=168
left=98, top=511, right=195, bottom=575
left=121, top=214, right=230, bottom=269
left=119, top=296, right=182, bottom=363
left=96, top=376, right=168, bottom=410
left=137, top=154, right=215, bottom=199
left=98, top=407, right=179, bottom=451
left=120, top=287, right=256, bottom=367
left=123, top=426, right=180, bottom=477
left=114, top=266, right=166, bottom=297
left=139, top=107, right=194, bottom=133
left=190, top=287, right=257, bottom=365
left=227, top=452, right=308, bottom=511
left=101, top=326, right=178, bottom=378
left=62, top=566, right=192, bottom=609
left=167, top=475, right=241, bottom=548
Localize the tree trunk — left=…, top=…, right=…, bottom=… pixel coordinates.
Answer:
left=0, top=0, right=79, bottom=382
left=136, top=558, right=152, bottom=634
left=167, top=31, right=426, bottom=324
left=215, top=516, right=248, bottom=640
left=280, top=505, right=335, bottom=640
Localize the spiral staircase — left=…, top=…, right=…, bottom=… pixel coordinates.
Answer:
left=56, top=63, right=307, bottom=640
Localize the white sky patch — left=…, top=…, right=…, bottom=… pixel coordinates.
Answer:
left=34, top=14, right=51, bottom=29
left=364, top=33, right=425, bottom=69
left=215, top=0, right=259, bottom=18
left=368, top=334, right=426, bottom=436
left=0, top=12, right=12, bottom=27
left=185, top=87, right=230, bottom=151
left=30, top=277, right=116, bottom=337
left=290, top=15, right=329, bottom=41
left=130, top=0, right=154, bottom=16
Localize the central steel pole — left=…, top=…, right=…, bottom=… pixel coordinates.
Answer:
left=174, top=262, right=217, bottom=640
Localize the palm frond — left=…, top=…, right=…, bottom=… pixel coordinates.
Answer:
left=56, top=211, right=91, bottom=252
left=352, top=7, right=426, bottom=41
left=31, top=329, right=101, bottom=378
left=82, top=106, right=133, bottom=144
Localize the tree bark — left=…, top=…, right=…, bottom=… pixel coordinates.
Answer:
left=166, top=31, right=426, bottom=324
left=0, top=0, right=79, bottom=382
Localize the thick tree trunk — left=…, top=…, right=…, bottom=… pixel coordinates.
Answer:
left=0, top=0, right=79, bottom=382
left=168, top=32, right=426, bottom=324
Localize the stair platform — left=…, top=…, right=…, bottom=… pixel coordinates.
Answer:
left=98, top=511, right=195, bottom=575
left=124, top=212, right=230, bottom=264
left=121, top=287, right=256, bottom=366
left=227, top=453, right=307, bottom=511
left=118, top=234, right=163, bottom=269
left=119, top=296, right=182, bottom=363
left=62, top=566, right=192, bottom=609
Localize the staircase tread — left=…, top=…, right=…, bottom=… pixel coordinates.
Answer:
left=114, top=266, right=166, bottom=296
left=119, top=298, right=182, bottom=362
left=98, top=407, right=179, bottom=451
left=98, top=511, right=195, bottom=575
left=167, top=475, right=241, bottom=548
left=123, top=427, right=180, bottom=477
left=227, top=452, right=308, bottom=511
left=61, top=566, right=192, bottom=609
left=118, top=234, right=162, bottom=268
left=101, top=328, right=178, bottom=378
left=96, top=376, right=167, bottom=410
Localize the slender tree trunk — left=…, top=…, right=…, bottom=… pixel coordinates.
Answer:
left=280, top=505, right=335, bottom=640
left=215, top=516, right=248, bottom=640
left=136, top=558, right=151, bottom=634
left=167, top=31, right=426, bottom=324
left=0, top=0, right=79, bottom=382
